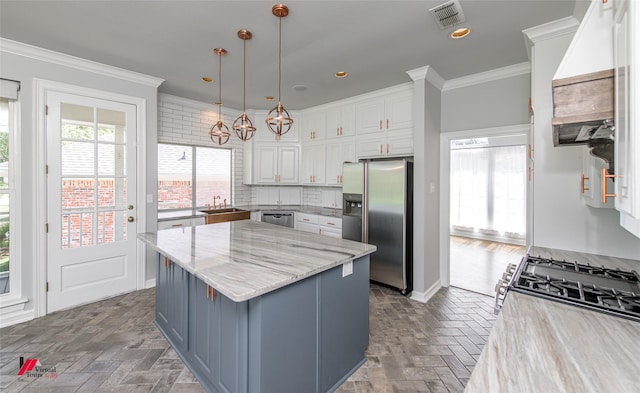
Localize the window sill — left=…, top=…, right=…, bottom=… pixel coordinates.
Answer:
left=0, top=296, right=32, bottom=328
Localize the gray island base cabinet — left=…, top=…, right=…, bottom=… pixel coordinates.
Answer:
left=155, top=254, right=370, bottom=393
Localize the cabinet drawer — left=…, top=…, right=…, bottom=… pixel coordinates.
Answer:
left=296, top=212, right=319, bottom=224
left=319, top=216, right=342, bottom=229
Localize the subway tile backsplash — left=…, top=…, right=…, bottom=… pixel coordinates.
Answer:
left=159, top=95, right=341, bottom=209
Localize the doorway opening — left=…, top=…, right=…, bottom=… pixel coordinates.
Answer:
left=444, top=129, right=528, bottom=296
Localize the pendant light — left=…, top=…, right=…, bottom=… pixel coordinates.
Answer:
left=209, top=48, right=231, bottom=145
left=266, top=4, right=293, bottom=136
left=233, top=29, right=257, bottom=141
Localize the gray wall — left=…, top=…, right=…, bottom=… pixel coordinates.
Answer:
left=0, top=49, right=159, bottom=318
left=441, top=73, right=531, bottom=133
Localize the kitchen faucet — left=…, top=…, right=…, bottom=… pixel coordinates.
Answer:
left=213, top=195, right=221, bottom=209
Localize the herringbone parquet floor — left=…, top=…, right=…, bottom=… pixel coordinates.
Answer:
left=0, top=284, right=495, bottom=393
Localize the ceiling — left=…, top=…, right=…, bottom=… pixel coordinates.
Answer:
left=0, top=0, right=585, bottom=111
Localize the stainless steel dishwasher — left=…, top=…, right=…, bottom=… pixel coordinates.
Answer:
left=260, top=211, right=294, bottom=228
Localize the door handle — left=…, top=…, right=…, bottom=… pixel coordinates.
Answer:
left=127, top=216, right=134, bottom=222
left=128, top=204, right=134, bottom=210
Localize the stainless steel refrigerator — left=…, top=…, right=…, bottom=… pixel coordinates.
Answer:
left=342, top=160, right=413, bottom=294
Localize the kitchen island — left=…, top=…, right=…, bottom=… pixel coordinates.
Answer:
left=465, top=247, right=640, bottom=392
left=138, top=220, right=376, bottom=393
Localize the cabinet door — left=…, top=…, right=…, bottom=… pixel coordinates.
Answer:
left=356, top=97, right=385, bottom=134
left=302, top=111, right=326, bottom=142
left=321, top=189, right=338, bottom=208
left=357, top=134, right=385, bottom=159
left=279, top=187, right=302, bottom=205
left=189, top=276, right=218, bottom=385
left=277, top=146, right=299, bottom=184
left=385, top=90, right=413, bottom=131
left=340, top=104, right=356, bottom=137
left=386, top=129, right=414, bottom=156
left=325, top=107, right=341, bottom=139
left=156, top=256, right=170, bottom=329
left=296, top=221, right=320, bottom=234
left=326, top=141, right=356, bottom=186
left=169, top=262, right=189, bottom=351
left=300, top=144, right=315, bottom=185
left=254, top=146, right=278, bottom=184
left=319, top=226, right=342, bottom=238
left=301, top=144, right=325, bottom=185
left=581, top=149, right=614, bottom=208
left=256, top=187, right=280, bottom=205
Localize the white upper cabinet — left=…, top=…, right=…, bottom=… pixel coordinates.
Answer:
left=301, top=144, right=326, bottom=185
left=357, top=128, right=413, bottom=159
left=356, top=89, right=413, bottom=135
left=325, top=104, right=356, bottom=139
left=580, top=148, right=614, bottom=209
left=326, top=140, right=356, bottom=186
left=614, top=0, right=640, bottom=237
left=256, top=186, right=301, bottom=205
left=253, top=145, right=299, bottom=185
left=301, top=110, right=326, bottom=142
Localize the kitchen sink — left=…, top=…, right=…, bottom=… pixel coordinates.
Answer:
left=199, top=208, right=250, bottom=224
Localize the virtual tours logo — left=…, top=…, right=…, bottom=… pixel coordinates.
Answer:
left=17, top=357, right=58, bottom=379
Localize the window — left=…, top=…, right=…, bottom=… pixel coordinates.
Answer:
left=158, top=143, right=232, bottom=210
left=0, top=93, right=18, bottom=296
left=450, top=142, right=526, bottom=241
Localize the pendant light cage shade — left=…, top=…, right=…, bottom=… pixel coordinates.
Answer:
left=233, top=113, right=257, bottom=141
left=210, top=47, right=231, bottom=145
left=266, top=102, right=293, bottom=135
left=266, top=4, right=294, bottom=136
left=233, top=29, right=256, bottom=141
left=210, top=119, right=230, bottom=145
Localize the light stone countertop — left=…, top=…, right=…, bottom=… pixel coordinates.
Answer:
left=465, top=246, right=640, bottom=393
left=138, top=220, right=375, bottom=302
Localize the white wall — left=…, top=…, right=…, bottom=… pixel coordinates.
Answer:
left=528, top=23, right=640, bottom=259
left=0, top=41, right=161, bottom=322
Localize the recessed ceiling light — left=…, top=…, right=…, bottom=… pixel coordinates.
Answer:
left=265, top=96, right=275, bottom=101
left=335, top=71, right=348, bottom=78
left=292, top=85, right=307, bottom=91
left=202, top=77, right=213, bottom=82
left=450, top=27, right=470, bottom=39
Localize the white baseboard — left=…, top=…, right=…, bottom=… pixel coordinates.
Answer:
left=144, top=278, right=156, bottom=289
left=410, top=280, right=442, bottom=303
left=0, top=309, right=35, bottom=328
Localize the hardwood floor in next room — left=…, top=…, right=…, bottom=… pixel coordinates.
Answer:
left=450, top=236, right=526, bottom=297
left=0, top=285, right=496, bottom=393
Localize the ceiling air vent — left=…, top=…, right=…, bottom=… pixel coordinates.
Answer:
left=429, top=0, right=466, bottom=29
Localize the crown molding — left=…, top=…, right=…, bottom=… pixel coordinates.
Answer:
left=406, top=65, right=446, bottom=91
left=0, top=38, right=164, bottom=88
left=522, top=16, right=579, bottom=59
left=442, top=62, right=531, bottom=91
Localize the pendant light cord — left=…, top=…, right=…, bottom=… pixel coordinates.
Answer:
left=243, top=38, right=247, bottom=113
left=278, top=16, right=282, bottom=104
left=218, top=52, right=222, bottom=119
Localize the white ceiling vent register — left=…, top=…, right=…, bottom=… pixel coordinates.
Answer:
left=429, top=0, right=466, bottom=29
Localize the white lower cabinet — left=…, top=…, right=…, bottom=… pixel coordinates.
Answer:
left=295, top=212, right=342, bottom=238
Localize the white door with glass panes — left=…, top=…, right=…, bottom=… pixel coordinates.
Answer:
left=46, top=91, right=138, bottom=312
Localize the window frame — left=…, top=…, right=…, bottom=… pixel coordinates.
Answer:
left=0, top=97, right=22, bottom=303
left=157, top=142, right=233, bottom=211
